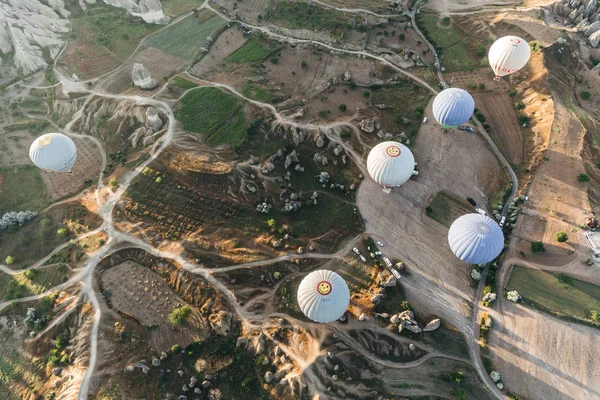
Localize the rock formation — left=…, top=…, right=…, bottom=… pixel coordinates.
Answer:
left=552, top=0, right=600, bottom=46
left=132, top=63, right=157, bottom=90
left=145, top=107, right=163, bottom=131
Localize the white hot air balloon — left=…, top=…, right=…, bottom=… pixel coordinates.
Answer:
left=367, top=141, right=415, bottom=188
left=488, top=36, right=531, bottom=79
left=29, top=133, right=77, bottom=173
left=297, top=270, right=350, bottom=323
left=448, top=213, right=504, bottom=264
left=432, top=88, right=475, bottom=128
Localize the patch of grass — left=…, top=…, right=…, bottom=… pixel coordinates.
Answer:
left=173, top=77, right=198, bottom=89
left=161, top=0, right=203, bottom=16
left=74, top=2, right=160, bottom=60
left=177, top=87, right=249, bottom=147
left=0, top=166, right=49, bottom=212
left=146, top=12, right=226, bottom=59
left=242, top=83, right=273, bottom=102
left=0, top=264, right=68, bottom=300
left=426, top=192, right=472, bottom=228
left=507, top=265, right=600, bottom=326
left=225, top=38, right=279, bottom=64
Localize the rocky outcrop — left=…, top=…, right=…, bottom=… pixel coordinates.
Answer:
left=132, top=63, right=157, bottom=90
left=360, top=119, right=375, bottom=133
left=103, top=0, right=170, bottom=24
left=554, top=0, right=600, bottom=46
left=423, top=318, right=441, bottom=332
left=145, top=107, right=163, bottom=131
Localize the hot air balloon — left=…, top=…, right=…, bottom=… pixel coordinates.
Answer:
left=432, top=88, right=475, bottom=128
left=29, top=133, right=77, bottom=173
left=488, top=36, right=531, bottom=79
left=448, top=213, right=504, bottom=264
left=367, top=141, right=415, bottom=188
left=297, top=270, right=350, bottom=323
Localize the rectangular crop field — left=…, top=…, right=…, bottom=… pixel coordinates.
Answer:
left=426, top=192, right=472, bottom=228
left=225, top=39, right=279, bottom=64
left=146, top=12, right=227, bottom=59
left=265, top=1, right=352, bottom=38
left=177, top=87, right=249, bottom=146
left=242, top=83, right=274, bottom=102
left=0, top=166, right=49, bottom=212
left=161, top=0, right=204, bottom=17
left=507, top=265, right=600, bottom=325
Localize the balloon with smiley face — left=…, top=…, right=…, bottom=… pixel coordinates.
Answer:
left=297, top=270, right=350, bottom=323
left=367, top=141, right=415, bottom=188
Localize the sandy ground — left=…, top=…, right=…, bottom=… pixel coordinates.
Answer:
left=41, top=136, right=104, bottom=200
left=356, top=98, right=504, bottom=323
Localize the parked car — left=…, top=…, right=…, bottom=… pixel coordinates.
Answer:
left=391, top=269, right=402, bottom=279
left=467, top=197, right=477, bottom=207
left=382, top=256, right=393, bottom=268
left=375, top=251, right=383, bottom=256
left=422, top=117, right=428, bottom=124
left=376, top=240, right=384, bottom=246
left=475, top=208, right=487, bottom=215
left=499, top=216, right=506, bottom=227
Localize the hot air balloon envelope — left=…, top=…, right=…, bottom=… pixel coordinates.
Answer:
left=488, top=36, right=531, bottom=78
left=448, top=213, right=504, bottom=264
left=367, top=141, right=415, bottom=188
left=297, top=270, right=350, bottom=323
left=29, top=133, right=77, bottom=173
left=432, top=88, right=475, bottom=128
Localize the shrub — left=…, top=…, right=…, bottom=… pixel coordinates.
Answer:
left=5, top=256, right=14, bottom=265
left=168, top=305, right=192, bottom=325
left=508, top=90, right=517, bottom=98
left=400, top=300, right=411, bottom=311
left=363, top=90, right=370, bottom=97
left=578, top=173, right=590, bottom=182
left=518, top=114, right=530, bottom=125
left=339, top=104, right=347, bottom=112
left=24, top=269, right=37, bottom=280
left=270, top=57, right=279, bottom=64
left=425, top=206, right=433, bottom=213
left=399, top=33, right=405, bottom=40
left=349, top=81, right=357, bottom=89
left=591, top=310, right=600, bottom=323
left=301, top=60, right=307, bottom=68
left=57, top=228, right=68, bottom=237
left=108, top=177, right=119, bottom=189
left=586, top=258, right=594, bottom=266
left=581, top=91, right=591, bottom=100
left=156, top=177, right=163, bottom=183
left=555, top=232, right=568, bottom=242
left=514, top=101, right=525, bottom=110
left=171, top=344, right=181, bottom=353
left=476, top=45, right=486, bottom=57
left=531, top=241, right=545, bottom=253
left=506, top=290, right=521, bottom=302
left=479, top=83, right=485, bottom=90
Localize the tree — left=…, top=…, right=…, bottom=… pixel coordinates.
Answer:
left=24, top=269, right=37, bottom=280
left=398, top=33, right=405, bottom=40
left=400, top=300, right=411, bottom=311
left=156, top=177, right=162, bottom=183
left=581, top=90, right=591, bottom=100
left=479, top=83, right=485, bottom=90
left=363, top=90, right=370, bottom=97
left=5, top=255, right=14, bottom=265
left=349, top=80, right=357, bottom=89
left=171, top=344, right=181, bottom=353
left=57, top=228, right=68, bottom=237
left=555, top=232, right=568, bottom=242
left=578, top=173, right=590, bottom=182
left=267, top=219, right=276, bottom=231
left=531, top=241, right=545, bottom=253
left=508, top=90, right=517, bottom=98
left=270, top=57, right=279, bottom=64
left=339, top=104, right=347, bottom=112
left=426, top=206, right=433, bottom=214
left=476, top=45, right=486, bottom=57
left=169, top=305, right=192, bottom=325
left=301, top=60, right=307, bottom=68
left=514, top=101, right=525, bottom=110
left=518, top=114, right=530, bottom=126
left=257, top=14, right=263, bottom=21
left=108, top=177, right=119, bottom=189
left=591, top=310, right=600, bottom=323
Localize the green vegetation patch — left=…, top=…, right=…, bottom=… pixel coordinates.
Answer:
left=73, top=2, right=159, bottom=60
left=416, top=14, right=480, bottom=72
left=0, top=264, right=68, bottom=301
left=371, top=83, right=431, bottom=142
left=242, top=83, right=274, bottom=102
left=161, top=0, right=204, bottom=17
left=225, top=39, right=279, bottom=64
left=0, top=166, right=49, bottom=212
left=146, top=12, right=226, bottom=59
left=173, top=77, right=198, bottom=89
left=426, top=192, right=472, bottom=228
left=507, top=265, right=600, bottom=326
left=177, top=87, right=249, bottom=146
left=265, top=1, right=354, bottom=38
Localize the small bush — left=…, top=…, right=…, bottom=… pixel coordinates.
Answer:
left=399, top=33, right=405, bottom=40
left=363, top=90, right=370, bottom=97
left=400, top=300, right=411, bottom=311
left=171, top=344, right=181, bottom=353
left=476, top=45, right=486, bottom=57
left=531, top=241, right=545, bottom=253
left=349, top=81, right=357, bottom=89
left=479, top=83, right=485, bottom=90
left=301, top=60, right=307, bottom=68
left=591, top=310, right=600, bottom=323
left=168, top=305, right=192, bottom=325
left=5, top=256, right=14, bottom=265
left=581, top=91, right=591, bottom=100
left=108, top=177, right=119, bottom=189
left=24, top=269, right=37, bottom=280
left=514, top=101, right=525, bottom=110
left=56, top=228, right=68, bottom=237
left=555, top=232, right=568, bottom=242
left=156, top=177, right=163, bottom=183
left=508, top=90, right=517, bottom=98
left=339, top=104, right=347, bottom=112
left=426, top=206, right=433, bottom=214
left=518, top=114, right=530, bottom=125
left=270, top=57, right=279, bottom=64
left=578, top=173, right=590, bottom=182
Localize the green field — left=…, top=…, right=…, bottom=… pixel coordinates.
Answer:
left=0, top=166, right=49, bottom=212
left=161, top=0, right=203, bottom=16
left=173, top=77, right=198, bottom=89
left=225, top=39, right=278, bottom=64
left=177, top=87, right=249, bottom=146
left=146, top=12, right=226, bottom=59
left=0, top=336, right=46, bottom=399
left=426, top=192, right=472, bottom=228
left=416, top=14, right=480, bottom=71
left=266, top=1, right=353, bottom=38
left=73, top=2, right=159, bottom=60
left=507, top=265, right=600, bottom=326
left=242, top=83, right=273, bottom=102
left=0, top=264, right=68, bottom=301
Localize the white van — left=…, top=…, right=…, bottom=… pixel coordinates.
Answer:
left=422, top=117, right=428, bottom=124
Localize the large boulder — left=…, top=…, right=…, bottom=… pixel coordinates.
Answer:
left=585, top=20, right=600, bottom=35
left=264, top=371, right=274, bottom=383
left=145, top=107, right=163, bottom=131
left=590, top=30, right=600, bottom=47
left=360, top=119, right=375, bottom=133
left=423, top=318, right=441, bottom=332
left=584, top=0, right=597, bottom=17
left=132, top=63, right=157, bottom=90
